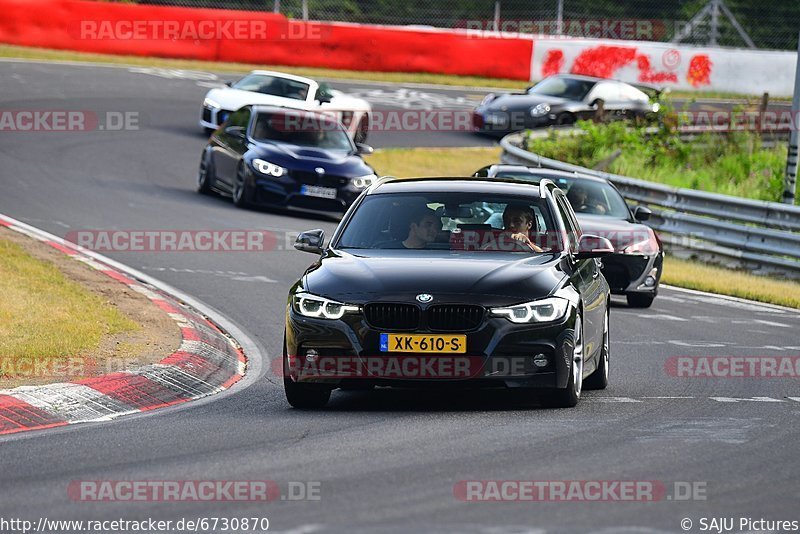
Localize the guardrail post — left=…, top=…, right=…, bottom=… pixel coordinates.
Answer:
left=784, top=32, right=800, bottom=204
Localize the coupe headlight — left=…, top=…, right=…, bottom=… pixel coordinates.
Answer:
left=294, top=293, right=360, bottom=320
left=530, top=103, right=551, bottom=117
left=352, top=173, right=377, bottom=189
left=480, top=93, right=496, bottom=106
left=203, top=97, right=221, bottom=109
left=252, top=159, right=287, bottom=177
left=490, top=297, right=569, bottom=324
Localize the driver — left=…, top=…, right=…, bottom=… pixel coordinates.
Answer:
left=402, top=206, right=442, bottom=249
left=498, top=202, right=544, bottom=252
left=567, top=185, right=607, bottom=214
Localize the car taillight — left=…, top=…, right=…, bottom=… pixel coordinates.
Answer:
left=623, top=230, right=659, bottom=255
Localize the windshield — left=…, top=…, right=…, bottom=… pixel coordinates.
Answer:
left=232, top=74, right=311, bottom=101
left=251, top=112, right=353, bottom=151
left=336, top=192, right=563, bottom=253
left=528, top=77, right=596, bottom=101
left=496, top=172, right=631, bottom=218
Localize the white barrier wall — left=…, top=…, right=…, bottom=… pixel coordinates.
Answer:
left=530, top=38, right=797, bottom=96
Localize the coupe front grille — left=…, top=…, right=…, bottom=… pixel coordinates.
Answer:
left=364, top=303, right=420, bottom=330
left=427, top=305, right=485, bottom=331
left=291, top=171, right=349, bottom=188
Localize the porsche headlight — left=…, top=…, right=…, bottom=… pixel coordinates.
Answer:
left=352, top=173, right=377, bottom=189
left=480, top=93, right=496, bottom=106
left=252, top=159, right=287, bottom=177
left=203, top=97, right=221, bottom=109
left=530, top=103, right=551, bottom=117
left=490, top=297, right=569, bottom=324
left=294, top=293, right=360, bottom=320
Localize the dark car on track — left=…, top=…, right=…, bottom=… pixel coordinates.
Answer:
left=284, top=177, right=614, bottom=409
left=474, top=165, right=663, bottom=307
left=197, top=105, right=377, bottom=215
left=472, top=74, right=661, bottom=135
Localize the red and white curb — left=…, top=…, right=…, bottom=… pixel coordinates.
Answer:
left=0, top=214, right=249, bottom=435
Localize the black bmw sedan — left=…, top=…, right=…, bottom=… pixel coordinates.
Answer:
left=472, top=74, right=660, bottom=136
left=284, top=177, right=613, bottom=409
left=474, top=165, right=663, bottom=307
left=197, top=105, right=377, bottom=215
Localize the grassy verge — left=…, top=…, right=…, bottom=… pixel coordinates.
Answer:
left=661, top=256, right=800, bottom=309
left=0, top=44, right=788, bottom=100
left=365, top=146, right=501, bottom=177
left=368, top=146, right=800, bottom=308
left=525, top=120, right=795, bottom=204
left=0, top=237, right=136, bottom=364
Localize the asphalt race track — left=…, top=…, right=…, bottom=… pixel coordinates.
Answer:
left=1, top=60, right=799, bottom=533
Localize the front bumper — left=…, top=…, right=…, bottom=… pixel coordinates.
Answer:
left=247, top=172, right=363, bottom=214
left=472, top=110, right=553, bottom=134
left=199, top=106, right=233, bottom=130
left=285, top=306, right=578, bottom=390
left=602, top=252, right=663, bottom=295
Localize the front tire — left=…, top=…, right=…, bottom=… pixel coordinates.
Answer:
left=197, top=150, right=216, bottom=195
left=232, top=163, right=252, bottom=208
left=545, top=312, right=583, bottom=407
left=284, top=377, right=332, bottom=409
left=584, top=307, right=609, bottom=390
left=556, top=112, right=575, bottom=126
left=627, top=293, right=655, bottom=308
left=283, top=334, right=332, bottom=409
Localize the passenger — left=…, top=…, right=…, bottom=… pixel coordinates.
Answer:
left=402, top=206, right=442, bottom=249
left=497, top=202, right=544, bottom=252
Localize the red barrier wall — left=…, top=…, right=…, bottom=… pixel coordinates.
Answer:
left=0, top=0, right=533, bottom=80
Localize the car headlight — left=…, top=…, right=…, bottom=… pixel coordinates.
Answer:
left=530, top=103, right=551, bottom=117
left=294, top=293, right=360, bottom=320
left=490, top=297, right=569, bottom=324
left=651, top=102, right=660, bottom=113
left=203, top=97, right=221, bottom=109
left=352, top=173, right=377, bottom=189
left=252, top=159, right=287, bottom=177
left=622, top=231, right=659, bottom=255
left=480, top=93, right=496, bottom=106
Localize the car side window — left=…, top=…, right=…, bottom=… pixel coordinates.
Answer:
left=554, top=193, right=580, bottom=253
left=587, top=83, right=620, bottom=104
left=227, top=107, right=251, bottom=129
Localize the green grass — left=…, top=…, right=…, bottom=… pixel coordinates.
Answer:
left=662, top=256, right=800, bottom=309
left=365, top=146, right=502, bottom=177
left=0, top=237, right=137, bottom=362
left=524, top=120, right=795, bottom=204
left=0, top=44, right=789, bottom=100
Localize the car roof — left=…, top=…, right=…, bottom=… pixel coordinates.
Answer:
left=249, top=104, right=337, bottom=119
left=247, top=70, right=316, bottom=85
left=482, top=165, right=611, bottom=185
left=370, top=177, right=544, bottom=197
left=547, top=73, right=629, bottom=86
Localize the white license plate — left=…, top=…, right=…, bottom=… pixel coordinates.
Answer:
left=300, top=185, right=337, bottom=199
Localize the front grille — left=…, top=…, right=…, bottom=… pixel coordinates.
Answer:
left=364, top=303, right=419, bottom=330
left=291, top=170, right=349, bottom=188
left=427, top=305, right=484, bottom=331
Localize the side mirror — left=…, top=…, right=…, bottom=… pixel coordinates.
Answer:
left=632, top=205, right=652, bottom=222
left=356, top=143, right=374, bottom=155
left=224, top=125, right=246, bottom=138
left=575, top=234, right=614, bottom=259
left=224, top=81, right=233, bottom=87
left=317, top=94, right=333, bottom=104
left=294, top=229, right=325, bottom=254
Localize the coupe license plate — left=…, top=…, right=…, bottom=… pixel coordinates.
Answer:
left=380, top=333, right=466, bottom=353
left=300, top=185, right=337, bottom=199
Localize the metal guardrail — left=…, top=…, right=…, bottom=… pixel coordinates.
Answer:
left=500, top=132, right=800, bottom=276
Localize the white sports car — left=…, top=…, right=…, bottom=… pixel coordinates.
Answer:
left=200, top=70, right=371, bottom=143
